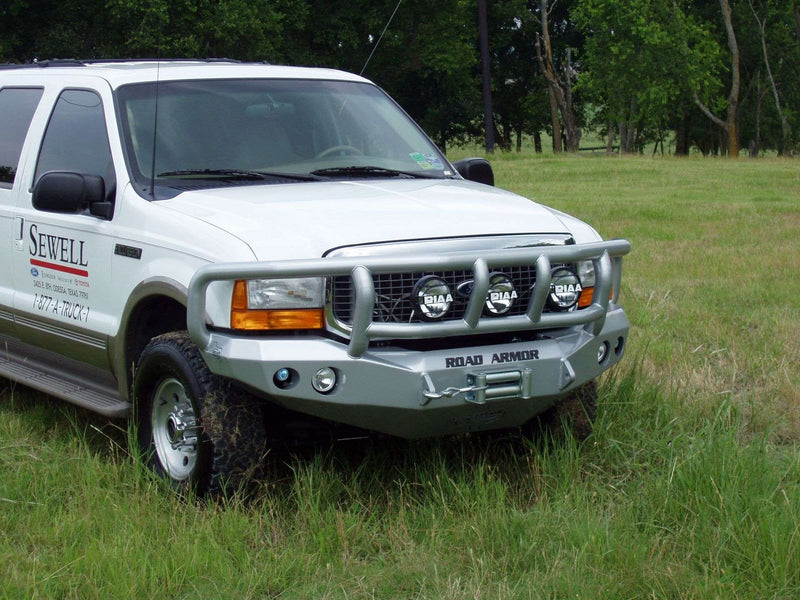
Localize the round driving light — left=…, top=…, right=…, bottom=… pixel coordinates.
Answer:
left=412, top=275, right=453, bottom=321
left=547, top=268, right=583, bottom=311
left=598, top=342, right=609, bottom=364
left=273, top=368, right=294, bottom=389
left=312, top=367, right=337, bottom=394
left=484, top=272, right=518, bottom=315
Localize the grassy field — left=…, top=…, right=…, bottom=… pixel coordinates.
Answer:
left=1, top=154, right=799, bottom=599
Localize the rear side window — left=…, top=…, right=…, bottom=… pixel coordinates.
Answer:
left=34, top=89, right=115, bottom=192
left=0, top=87, right=43, bottom=188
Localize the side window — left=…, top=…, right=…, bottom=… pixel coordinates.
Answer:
left=0, top=87, right=44, bottom=188
left=34, top=89, right=115, bottom=195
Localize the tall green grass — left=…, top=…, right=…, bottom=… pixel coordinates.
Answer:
left=2, top=155, right=798, bottom=598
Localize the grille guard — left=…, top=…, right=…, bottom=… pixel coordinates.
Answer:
left=187, top=239, right=631, bottom=358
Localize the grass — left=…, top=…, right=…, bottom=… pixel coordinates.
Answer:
left=2, top=154, right=799, bottom=598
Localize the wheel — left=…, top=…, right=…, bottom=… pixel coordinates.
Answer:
left=133, top=331, right=267, bottom=495
left=523, top=381, right=598, bottom=441
left=315, top=144, right=362, bottom=159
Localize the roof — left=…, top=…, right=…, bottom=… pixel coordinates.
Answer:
left=0, top=59, right=369, bottom=88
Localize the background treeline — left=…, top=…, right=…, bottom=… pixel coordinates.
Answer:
left=2, top=0, right=798, bottom=156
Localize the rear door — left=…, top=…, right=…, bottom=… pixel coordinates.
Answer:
left=0, top=85, right=45, bottom=336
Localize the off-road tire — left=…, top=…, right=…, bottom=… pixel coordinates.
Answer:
left=133, top=331, right=267, bottom=496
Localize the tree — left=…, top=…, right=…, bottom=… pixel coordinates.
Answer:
left=535, top=0, right=582, bottom=152
left=747, top=0, right=791, bottom=154
left=575, top=0, right=697, bottom=153
left=482, top=0, right=551, bottom=151
left=283, top=0, right=479, bottom=153
left=687, top=0, right=741, bottom=157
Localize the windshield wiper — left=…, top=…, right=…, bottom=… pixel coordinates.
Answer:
left=157, top=169, right=320, bottom=181
left=310, top=166, right=440, bottom=179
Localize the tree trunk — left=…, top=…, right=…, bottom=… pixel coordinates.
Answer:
left=533, top=131, right=543, bottom=153
left=749, top=0, right=790, bottom=155
left=478, top=0, right=495, bottom=153
left=754, top=72, right=762, bottom=156
left=721, top=0, right=740, bottom=157
left=691, top=0, right=740, bottom=157
left=794, top=1, right=800, bottom=43
left=548, top=87, right=562, bottom=153
left=606, top=121, right=615, bottom=154
left=626, top=98, right=637, bottom=152
left=675, top=115, right=690, bottom=156
left=536, top=0, right=580, bottom=152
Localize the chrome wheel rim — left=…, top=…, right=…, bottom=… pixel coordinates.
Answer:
left=151, top=377, right=200, bottom=481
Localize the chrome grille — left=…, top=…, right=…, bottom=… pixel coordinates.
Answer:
left=331, top=265, right=543, bottom=324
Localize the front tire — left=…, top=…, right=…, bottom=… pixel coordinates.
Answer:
left=523, top=381, right=598, bottom=441
left=133, top=331, right=266, bottom=495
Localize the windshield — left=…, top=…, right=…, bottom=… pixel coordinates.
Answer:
left=116, top=78, right=451, bottom=198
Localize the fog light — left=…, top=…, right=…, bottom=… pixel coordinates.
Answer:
left=547, top=268, right=583, bottom=311
left=597, top=342, right=610, bottom=364
left=312, top=367, right=337, bottom=394
left=273, top=368, right=295, bottom=389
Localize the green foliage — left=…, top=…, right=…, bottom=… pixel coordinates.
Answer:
left=574, top=0, right=720, bottom=151
left=2, top=1, right=799, bottom=154
left=1, top=155, right=799, bottom=597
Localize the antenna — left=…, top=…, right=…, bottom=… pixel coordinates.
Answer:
left=360, top=0, right=403, bottom=77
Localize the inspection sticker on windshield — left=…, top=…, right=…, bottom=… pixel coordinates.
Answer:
left=409, top=152, right=444, bottom=170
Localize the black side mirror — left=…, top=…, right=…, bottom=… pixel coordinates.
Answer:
left=452, top=157, right=494, bottom=186
left=33, top=171, right=113, bottom=219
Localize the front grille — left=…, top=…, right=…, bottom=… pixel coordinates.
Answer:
left=331, top=265, right=546, bottom=325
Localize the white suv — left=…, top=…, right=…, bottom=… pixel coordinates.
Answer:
left=0, top=60, right=630, bottom=494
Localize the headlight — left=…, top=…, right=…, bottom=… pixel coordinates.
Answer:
left=231, top=278, right=324, bottom=330
left=576, top=260, right=595, bottom=289
left=576, top=260, right=615, bottom=308
left=245, top=278, right=324, bottom=309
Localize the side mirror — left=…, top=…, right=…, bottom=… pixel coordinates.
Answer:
left=452, top=157, right=494, bottom=186
left=33, top=171, right=113, bottom=219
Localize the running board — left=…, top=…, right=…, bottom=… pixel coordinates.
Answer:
left=0, top=334, right=129, bottom=418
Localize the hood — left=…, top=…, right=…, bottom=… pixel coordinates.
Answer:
left=159, top=179, right=577, bottom=260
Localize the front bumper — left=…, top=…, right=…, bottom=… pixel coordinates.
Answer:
left=194, top=308, right=628, bottom=439
left=187, top=240, right=630, bottom=438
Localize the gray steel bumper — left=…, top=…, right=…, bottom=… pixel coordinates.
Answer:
left=187, top=240, right=630, bottom=438
left=193, top=309, right=628, bottom=439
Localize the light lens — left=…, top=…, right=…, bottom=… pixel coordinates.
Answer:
left=547, top=268, right=583, bottom=311
left=232, top=279, right=325, bottom=330
left=576, top=261, right=595, bottom=288
left=245, top=278, right=324, bottom=310
left=412, top=276, right=453, bottom=321
left=312, top=367, right=337, bottom=394
left=598, top=342, right=609, bottom=363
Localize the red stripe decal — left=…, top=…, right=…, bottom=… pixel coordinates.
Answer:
left=30, top=259, right=89, bottom=278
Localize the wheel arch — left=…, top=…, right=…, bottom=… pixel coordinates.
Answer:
left=110, top=277, right=189, bottom=402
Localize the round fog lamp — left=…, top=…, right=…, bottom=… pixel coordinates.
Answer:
left=597, top=342, right=610, bottom=364
left=273, top=368, right=294, bottom=389
left=547, top=268, right=583, bottom=311
left=312, top=367, right=337, bottom=394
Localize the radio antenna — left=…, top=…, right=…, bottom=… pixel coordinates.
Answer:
left=360, top=0, right=403, bottom=76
